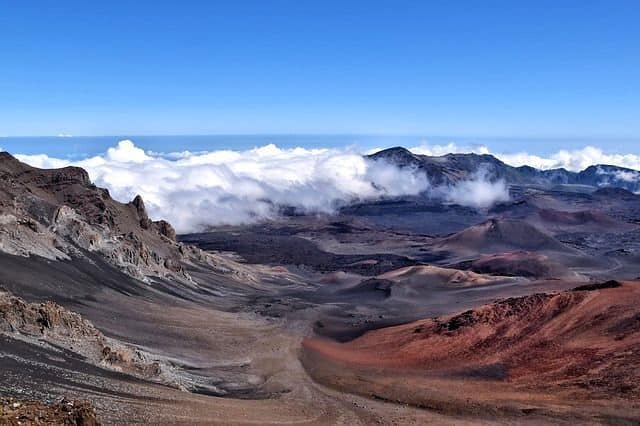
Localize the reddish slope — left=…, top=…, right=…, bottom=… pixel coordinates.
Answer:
left=302, top=281, right=640, bottom=419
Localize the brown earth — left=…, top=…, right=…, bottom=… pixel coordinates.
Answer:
left=3, top=150, right=640, bottom=424
left=0, top=398, right=99, bottom=426
left=302, top=281, right=640, bottom=422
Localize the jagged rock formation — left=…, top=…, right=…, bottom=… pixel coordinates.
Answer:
left=0, top=289, right=161, bottom=378
left=0, top=151, right=200, bottom=282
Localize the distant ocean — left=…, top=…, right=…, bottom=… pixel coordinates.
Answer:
left=0, top=135, right=423, bottom=157
left=1, top=134, right=637, bottom=158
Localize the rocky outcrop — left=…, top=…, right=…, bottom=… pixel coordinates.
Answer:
left=0, top=397, right=99, bottom=426
left=0, top=151, right=203, bottom=282
left=130, top=194, right=151, bottom=229
left=0, top=289, right=162, bottom=378
left=152, top=219, right=177, bottom=241
left=51, top=204, right=186, bottom=281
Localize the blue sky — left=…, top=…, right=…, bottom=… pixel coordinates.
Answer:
left=1, top=1, right=639, bottom=142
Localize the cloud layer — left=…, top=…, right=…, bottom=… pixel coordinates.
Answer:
left=410, top=143, right=640, bottom=172
left=436, top=166, right=510, bottom=208
left=17, top=141, right=434, bottom=232
left=12, top=140, right=640, bottom=232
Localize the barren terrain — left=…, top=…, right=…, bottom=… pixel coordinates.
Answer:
left=2, top=149, right=640, bottom=424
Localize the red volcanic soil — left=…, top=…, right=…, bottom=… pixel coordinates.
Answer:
left=469, top=251, right=573, bottom=279
left=302, top=281, right=640, bottom=420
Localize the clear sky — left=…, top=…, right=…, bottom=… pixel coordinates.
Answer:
left=1, top=0, right=639, bottom=139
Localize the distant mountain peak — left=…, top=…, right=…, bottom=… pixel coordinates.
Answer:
left=367, top=146, right=640, bottom=191
left=368, top=146, right=420, bottom=164
left=371, top=146, right=413, bottom=156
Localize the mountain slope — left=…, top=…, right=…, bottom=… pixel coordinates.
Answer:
left=436, top=218, right=568, bottom=254
left=0, top=151, right=189, bottom=281
left=302, top=281, right=640, bottom=419
left=369, top=147, right=640, bottom=192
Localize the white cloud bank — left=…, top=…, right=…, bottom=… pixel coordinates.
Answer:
left=12, top=140, right=640, bottom=233
left=410, top=143, right=640, bottom=172
left=437, top=166, right=510, bottom=208
left=18, top=141, right=435, bottom=232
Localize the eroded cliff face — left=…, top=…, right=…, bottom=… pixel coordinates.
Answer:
left=0, top=151, right=206, bottom=282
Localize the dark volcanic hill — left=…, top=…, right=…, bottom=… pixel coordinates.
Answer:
left=437, top=218, right=568, bottom=254
left=369, top=147, right=640, bottom=192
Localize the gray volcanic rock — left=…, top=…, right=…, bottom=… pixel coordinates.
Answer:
left=152, top=219, right=177, bottom=241
left=0, top=151, right=194, bottom=281
left=0, top=289, right=161, bottom=378
left=130, top=194, right=152, bottom=229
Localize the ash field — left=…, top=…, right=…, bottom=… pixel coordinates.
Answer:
left=1, top=147, right=640, bottom=424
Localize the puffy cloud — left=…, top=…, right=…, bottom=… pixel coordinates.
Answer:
left=15, top=141, right=431, bottom=232
left=611, top=169, right=640, bottom=182
left=410, top=142, right=491, bottom=157
left=437, top=166, right=510, bottom=208
left=12, top=140, right=640, bottom=232
left=14, top=153, right=71, bottom=169
left=595, top=166, right=640, bottom=185
left=106, top=140, right=151, bottom=163
left=409, top=144, right=640, bottom=172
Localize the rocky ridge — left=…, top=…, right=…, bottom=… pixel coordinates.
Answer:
left=0, top=151, right=213, bottom=283
left=369, top=147, right=640, bottom=191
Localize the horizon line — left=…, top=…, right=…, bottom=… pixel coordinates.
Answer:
left=2, top=133, right=640, bottom=141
